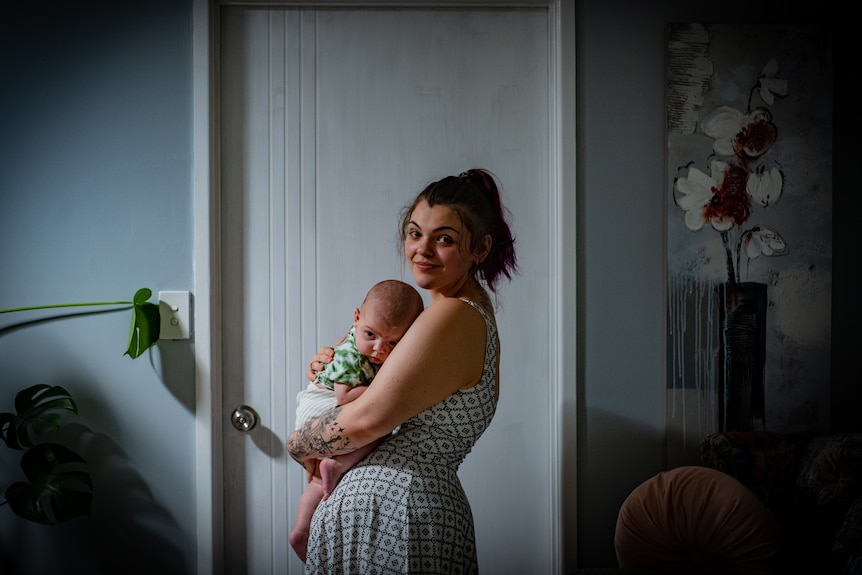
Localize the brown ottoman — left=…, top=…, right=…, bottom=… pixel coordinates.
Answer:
left=614, top=466, right=780, bottom=574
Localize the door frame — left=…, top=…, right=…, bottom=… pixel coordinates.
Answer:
left=192, top=1, right=577, bottom=573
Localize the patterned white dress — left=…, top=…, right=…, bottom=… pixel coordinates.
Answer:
left=304, top=299, right=498, bottom=575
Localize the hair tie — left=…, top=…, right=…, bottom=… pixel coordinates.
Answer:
left=459, top=169, right=488, bottom=190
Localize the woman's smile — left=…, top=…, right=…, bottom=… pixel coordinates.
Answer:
left=412, top=260, right=437, bottom=270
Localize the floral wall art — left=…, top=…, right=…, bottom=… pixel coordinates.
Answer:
left=665, top=23, right=832, bottom=461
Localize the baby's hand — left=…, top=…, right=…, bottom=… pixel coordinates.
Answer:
left=306, top=342, right=339, bottom=382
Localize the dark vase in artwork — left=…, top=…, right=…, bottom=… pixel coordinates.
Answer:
left=718, top=282, right=767, bottom=432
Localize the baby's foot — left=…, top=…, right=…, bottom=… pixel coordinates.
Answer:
left=289, top=528, right=308, bottom=563
left=319, top=457, right=343, bottom=500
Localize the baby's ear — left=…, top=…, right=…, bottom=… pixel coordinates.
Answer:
left=353, top=307, right=361, bottom=324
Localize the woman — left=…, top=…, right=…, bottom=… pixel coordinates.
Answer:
left=287, top=168, right=518, bottom=574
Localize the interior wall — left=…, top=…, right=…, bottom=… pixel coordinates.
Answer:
left=575, top=3, right=666, bottom=568
left=0, top=2, right=196, bottom=573
left=576, top=1, right=851, bottom=569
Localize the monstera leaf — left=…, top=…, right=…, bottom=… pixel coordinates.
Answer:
left=0, top=385, right=92, bottom=524
left=124, top=287, right=161, bottom=359
left=0, top=385, right=78, bottom=450
left=4, top=443, right=92, bottom=524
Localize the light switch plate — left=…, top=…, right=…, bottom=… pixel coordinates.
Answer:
left=159, top=291, right=191, bottom=340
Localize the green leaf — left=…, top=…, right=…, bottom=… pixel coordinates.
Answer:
left=5, top=443, right=92, bottom=524
left=0, top=385, right=78, bottom=450
left=124, top=288, right=161, bottom=359
left=132, top=287, right=152, bottom=305
left=0, top=413, right=16, bottom=449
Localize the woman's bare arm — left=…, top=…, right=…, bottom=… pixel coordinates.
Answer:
left=287, top=405, right=349, bottom=461
left=334, top=382, right=367, bottom=405
left=287, top=298, right=490, bottom=464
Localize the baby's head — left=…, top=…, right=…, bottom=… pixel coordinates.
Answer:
left=353, top=280, right=424, bottom=365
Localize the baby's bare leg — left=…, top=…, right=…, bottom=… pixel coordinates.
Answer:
left=319, top=440, right=381, bottom=500
left=290, top=470, right=324, bottom=563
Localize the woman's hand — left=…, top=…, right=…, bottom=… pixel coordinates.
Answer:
left=307, top=346, right=336, bottom=382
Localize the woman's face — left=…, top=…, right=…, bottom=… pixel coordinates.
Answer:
left=404, top=200, right=476, bottom=297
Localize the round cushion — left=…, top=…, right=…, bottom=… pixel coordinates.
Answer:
left=614, top=466, right=780, bottom=574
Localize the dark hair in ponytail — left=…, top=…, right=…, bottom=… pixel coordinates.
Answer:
left=399, top=168, right=518, bottom=293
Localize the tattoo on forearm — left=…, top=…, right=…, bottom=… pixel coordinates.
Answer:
left=287, top=406, right=352, bottom=461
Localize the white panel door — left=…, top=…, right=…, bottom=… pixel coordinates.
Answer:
left=218, top=4, right=563, bottom=574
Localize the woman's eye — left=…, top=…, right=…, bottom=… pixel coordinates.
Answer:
left=408, top=230, right=421, bottom=239
left=437, top=236, right=454, bottom=245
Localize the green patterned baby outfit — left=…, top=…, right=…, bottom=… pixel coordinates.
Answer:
left=293, top=326, right=378, bottom=430
left=315, top=326, right=378, bottom=390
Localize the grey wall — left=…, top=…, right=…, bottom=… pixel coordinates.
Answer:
left=576, top=3, right=667, bottom=567
left=0, top=2, right=195, bottom=573
left=0, top=1, right=853, bottom=573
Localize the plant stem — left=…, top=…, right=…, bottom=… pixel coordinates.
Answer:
left=0, top=302, right=132, bottom=314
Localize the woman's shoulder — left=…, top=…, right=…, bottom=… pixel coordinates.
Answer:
left=417, top=296, right=492, bottom=334
left=431, top=295, right=492, bottom=313
left=457, top=297, right=495, bottom=318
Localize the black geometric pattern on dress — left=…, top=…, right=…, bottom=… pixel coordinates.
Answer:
left=304, top=299, right=498, bottom=574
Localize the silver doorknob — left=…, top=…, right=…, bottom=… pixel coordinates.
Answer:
left=231, top=405, right=259, bottom=432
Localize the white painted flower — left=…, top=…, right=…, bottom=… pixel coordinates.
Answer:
left=758, top=58, right=788, bottom=105
left=701, top=106, right=744, bottom=156
left=675, top=160, right=747, bottom=232
left=747, top=165, right=783, bottom=207
left=676, top=164, right=715, bottom=231
left=701, top=105, right=777, bottom=159
left=743, top=225, right=787, bottom=259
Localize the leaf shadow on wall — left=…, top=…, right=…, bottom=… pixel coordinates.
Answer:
left=0, top=418, right=188, bottom=575
left=0, top=316, right=191, bottom=575
left=65, top=419, right=189, bottom=575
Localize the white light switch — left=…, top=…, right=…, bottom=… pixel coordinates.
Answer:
left=159, top=291, right=192, bottom=340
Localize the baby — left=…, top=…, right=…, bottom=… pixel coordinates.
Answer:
left=289, top=279, right=424, bottom=563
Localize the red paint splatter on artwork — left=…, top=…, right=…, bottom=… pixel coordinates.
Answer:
left=704, top=163, right=752, bottom=226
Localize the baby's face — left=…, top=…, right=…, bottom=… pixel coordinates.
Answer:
left=353, top=305, right=409, bottom=365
